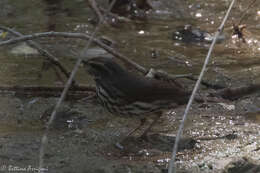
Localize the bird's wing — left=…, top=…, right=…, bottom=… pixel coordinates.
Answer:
left=113, top=73, right=191, bottom=105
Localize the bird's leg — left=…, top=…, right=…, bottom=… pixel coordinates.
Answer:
left=126, top=118, right=146, bottom=137
left=140, top=112, right=162, bottom=140
left=115, top=118, right=147, bottom=150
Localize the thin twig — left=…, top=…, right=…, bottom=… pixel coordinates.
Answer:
left=88, top=0, right=104, bottom=22
left=0, top=31, right=188, bottom=84
left=0, top=25, right=74, bottom=83
left=0, top=31, right=147, bottom=74
left=187, top=76, right=226, bottom=89
left=38, top=0, right=117, bottom=172
left=168, top=0, right=236, bottom=173
left=211, top=83, right=260, bottom=100
left=99, top=7, right=121, bottom=18
left=0, top=84, right=95, bottom=92
left=0, top=28, right=227, bottom=89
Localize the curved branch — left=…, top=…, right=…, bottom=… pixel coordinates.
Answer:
left=0, top=31, right=148, bottom=73
left=0, top=30, right=202, bottom=88
left=0, top=26, right=74, bottom=83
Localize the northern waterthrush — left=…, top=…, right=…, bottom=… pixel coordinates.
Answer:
left=84, top=57, right=191, bottom=138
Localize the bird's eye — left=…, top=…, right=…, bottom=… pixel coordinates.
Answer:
left=90, top=63, right=109, bottom=74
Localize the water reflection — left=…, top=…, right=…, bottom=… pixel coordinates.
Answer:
left=43, top=0, right=71, bottom=31
left=0, top=0, right=259, bottom=86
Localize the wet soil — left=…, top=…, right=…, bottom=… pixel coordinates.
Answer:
left=0, top=93, right=259, bottom=173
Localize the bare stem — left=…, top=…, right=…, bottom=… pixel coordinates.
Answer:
left=38, top=0, right=117, bottom=172
left=0, top=30, right=188, bottom=85
left=168, top=0, right=236, bottom=173
left=0, top=25, right=73, bottom=83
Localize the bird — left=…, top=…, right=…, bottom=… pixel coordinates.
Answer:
left=83, top=56, right=192, bottom=139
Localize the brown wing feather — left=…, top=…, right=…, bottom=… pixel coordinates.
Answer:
left=112, top=71, right=191, bottom=105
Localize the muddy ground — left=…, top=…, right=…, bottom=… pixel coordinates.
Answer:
left=0, top=92, right=259, bottom=173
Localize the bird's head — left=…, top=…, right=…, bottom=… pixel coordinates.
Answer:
left=83, top=57, right=125, bottom=81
